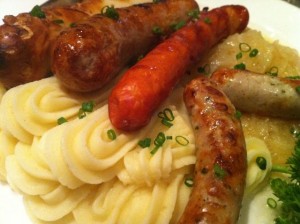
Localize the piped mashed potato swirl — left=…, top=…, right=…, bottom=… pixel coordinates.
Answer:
left=0, top=76, right=197, bottom=223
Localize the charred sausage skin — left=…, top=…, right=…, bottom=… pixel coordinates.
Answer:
left=179, top=76, right=247, bottom=224
left=52, top=0, right=199, bottom=92
left=108, top=5, right=249, bottom=132
left=211, top=68, right=300, bottom=120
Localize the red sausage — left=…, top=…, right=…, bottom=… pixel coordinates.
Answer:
left=108, top=5, right=249, bottom=132
left=178, top=76, right=247, bottom=224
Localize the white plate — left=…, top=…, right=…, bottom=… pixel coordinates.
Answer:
left=0, top=0, right=299, bottom=224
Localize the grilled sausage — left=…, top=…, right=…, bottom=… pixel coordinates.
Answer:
left=0, top=0, right=148, bottom=89
left=52, top=0, right=199, bottom=92
left=108, top=5, right=249, bottom=132
left=211, top=68, right=300, bottom=119
left=178, top=76, right=247, bottom=224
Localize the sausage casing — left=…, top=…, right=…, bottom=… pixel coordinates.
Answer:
left=0, top=0, right=149, bottom=88
left=179, top=76, right=247, bottom=224
left=211, top=68, right=300, bottom=119
left=108, top=5, right=249, bottom=132
left=52, top=0, right=199, bottom=92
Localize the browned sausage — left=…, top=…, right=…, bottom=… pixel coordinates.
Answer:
left=211, top=68, right=300, bottom=119
left=178, top=76, right=247, bottom=224
left=51, top=0, right=199, bottom=92
left=108, top=5, right=249, bottom=132
left=0, top=0, right=146, bottom=88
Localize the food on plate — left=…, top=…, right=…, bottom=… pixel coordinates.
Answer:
left=0, top=1, right=300, bottom=224
left=210, top=68, right=300, bottom=119
left=108, top=5, right=249, bottom=132
left=0, top=0, right=150, bottom=89
left=178, top=77, right=246, bottom=223
left=52, top=0, right=199, bottom=92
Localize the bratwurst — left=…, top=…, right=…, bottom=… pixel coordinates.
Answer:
left=178, top=76, right=247, bottom=224
left=52, top=0, right=199, bottom=92
left=211, top=68, right=300, bottom=119
left=0, top=0, right=150, bottom=88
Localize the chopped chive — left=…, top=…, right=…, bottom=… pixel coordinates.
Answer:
left=81, top=101, right=94, bottom=112
left=267, top=197, right=277, bottom=209
left=295, top=86, right=300, bottom=94
left=158, top=108, right=174, bottom=128
left=138, top=138, right=151, bottom=148
left=234, top=62, right=246, bottom=70
left=286, top=75, right=300, bottom=80
left=175, top=136, right=189, bottom=146
left=78, top=108, right=86, bottom=119
left=57, top=117, right=68, bottom=125
left=256, top=157, right=267, bottom=170
left=239, top=42, right=251, bottom=52
left=213, top=163, right=227, bottom=180
left=235, top=110, right=242, bottom=119
left=101, top=5, right=119, bottom=20
left=30, top=5, right=46, bottom=18
left=197, top=64, right=210, bottom=75
left=171, top=20, right=186, bottom=31
left=249, top=48, right=259, bottom=57
left=187, top=9, right=200, bottom=19
left=152, top=26, right=163, bottom=35
left=107, top=129, right=117, bottom=140
left=265, top=66, right=278, bottom=77
left=184, top=177, right=194, bottom=187
left=236, top=52, right=243, bottom=60
left=150, top=132, right=166, bottom=155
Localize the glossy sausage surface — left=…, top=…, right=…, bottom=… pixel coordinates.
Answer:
left=211, top=68, right=300, bottom=119
left=0, top=0, right=149, bottom=88
left=109, top=5, right=249, bottom=131
left=52, top=0, right=199, bottom=92
left=179, top=76, right=247, bottom=224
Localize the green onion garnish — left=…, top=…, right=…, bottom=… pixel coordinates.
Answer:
left=235, top=110, right=242, bottom=119
left=184, top=177, right=194, bottom=187
left=101, top=5, right=119, bottom=20
left=158, top=108, right=175, bottom=128
left=234, top=63, right=246, bottom=70
left=267, top=197, right=277, bottom=209
left=249, top=48, right=259, bottom=57
left=150, top=132, right=166, bottom=155
left=239, top=42, right=251, bottom=52
left=256, top=156, right=267, bottom=170
left=295, top=86, right=300, bottom=94
left=30, top=5, right=46, bottom=18
left=57, top=117, right=68, bottom=125
left=213, top=163, right=227, bottom=180
left=152, top=26, right=163, bottom=35
left=78, top=108, right=86, bottom=119
left=187, top=9, right=200, bottom=19
left=171, top=20, right=186, bottom=31
left=82, top=101, right=94, bottom=112
left=265, top=66, right=278, bottom=77
left=107, top=129, right=117, bottom=140
left=236, top=52, right=243, bottom=60
left=175, top=136, right=189, bottom=146
left=138, top=138, right=151, bottom=148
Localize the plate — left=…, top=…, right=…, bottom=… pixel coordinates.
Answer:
left=0, top=0, right=299, bottom=223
